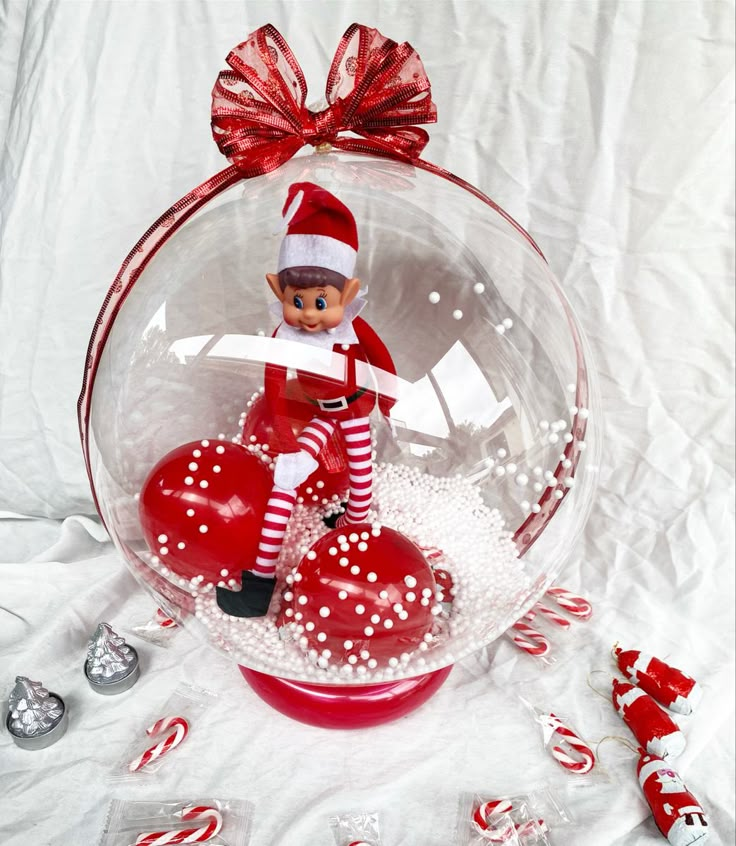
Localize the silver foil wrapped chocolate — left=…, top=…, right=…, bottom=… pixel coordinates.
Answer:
left=6, top=676, right=69, bottom=750
left=84, top=622, right=140, bottom=694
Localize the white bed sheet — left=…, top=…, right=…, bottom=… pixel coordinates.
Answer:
left=0, top=1, right=733, bottom=844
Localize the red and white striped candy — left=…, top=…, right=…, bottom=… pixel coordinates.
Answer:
left=546, top=586, right=592, bottom=620
left=533, top=602, right=572, bottom=629
left=509, top=622, right=551, bottom=656
left=418, top=544, right=444, bottom=561
left=128, top=715, right=189, bottom=773
left=136, top=805, right=222, bottom=845
left=155, top=608, right=178, bottom=628
left=515, top=820, right=549, bottom=839
left=473, top=798, right=514, bottom=830
left=545, top=713, right=595, bottom=774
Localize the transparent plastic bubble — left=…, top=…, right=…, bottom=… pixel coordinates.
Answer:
left=84, top=151, right=600, bottom=685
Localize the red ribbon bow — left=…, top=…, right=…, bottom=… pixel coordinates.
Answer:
left=211, top=23, right=437, bottom=176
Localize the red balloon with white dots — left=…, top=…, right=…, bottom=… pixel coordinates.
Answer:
left=279, top=524, right=440, bottom=671
left=139, top=440, right=272, bottom=584
left=241, top=381, right=350, bottom=503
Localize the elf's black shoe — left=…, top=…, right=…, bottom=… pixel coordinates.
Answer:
left=323, top=503, right=347, bottom=530
left=215, top=571, right=276, bottom=618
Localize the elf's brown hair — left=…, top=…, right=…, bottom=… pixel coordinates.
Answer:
left=277, top=266, right=347, bottom=291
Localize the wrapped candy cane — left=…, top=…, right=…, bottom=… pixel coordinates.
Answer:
left=614, top=646, right=702, bottom=715
left=330, top=811, right=382, bottom=845
left=509, top=622, right=551, bottom=657
left=545, top=587, right=592, bottom=620
left=474, top=799, right=547, bottom=842
left=543, top=713, right=596, bottom=774
left=128, top=715, right=189, bottom=772
left=155, top=608, right=178, bottom=628
left=532, top=603, right=571, bottom=629
left=638, top=751, right=710, bottom=845
left=136, top=805, right=222, bottom=845
left=612, top=678, right=686, bottom=759
left=97, top=798, right=253, bottom=846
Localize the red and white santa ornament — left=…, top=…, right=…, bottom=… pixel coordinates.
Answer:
left=612, top=678, right=686, bottom=760
left=637, top=752, right=709, bottom=845
left=614, top=646, right=702, bottom=716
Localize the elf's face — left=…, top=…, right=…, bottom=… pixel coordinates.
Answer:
left=266, top=274, right=360, bottom=334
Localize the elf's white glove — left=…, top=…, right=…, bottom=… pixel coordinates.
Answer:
left=273, top=450, right=319, bottom=490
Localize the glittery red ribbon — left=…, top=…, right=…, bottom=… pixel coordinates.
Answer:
left=211, top=22, right=437, bottom=175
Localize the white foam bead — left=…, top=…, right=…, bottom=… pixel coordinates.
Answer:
left=428, top=291, right=440, bottom=303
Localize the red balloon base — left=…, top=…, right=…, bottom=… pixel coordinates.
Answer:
left=239, top=665, right=453, bottom=729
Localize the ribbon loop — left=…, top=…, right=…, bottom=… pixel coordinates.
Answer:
left=211, top=23, right=437, bottom=176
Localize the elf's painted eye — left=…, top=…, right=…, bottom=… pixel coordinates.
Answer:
left=315, top=296, right=327, bottom=311
left=293, top=295, right=304, bottom=309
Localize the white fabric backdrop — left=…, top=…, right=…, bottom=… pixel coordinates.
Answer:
left=0, top=1, right=733, bottom=844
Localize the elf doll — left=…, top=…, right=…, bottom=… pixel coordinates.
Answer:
left=217, top=182, right=396, bottom=618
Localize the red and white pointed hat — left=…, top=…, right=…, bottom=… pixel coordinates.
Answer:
left=277, top=182, right=358, bottom=278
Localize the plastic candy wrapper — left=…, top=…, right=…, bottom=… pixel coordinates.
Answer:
left=520, top=698, right=609, bottom=785
left=506, top=620, right=556, bottom=668
left=110, top=684, right=217, bottom=782
left=505, top=587, right=593, bottom=667
left=127, top=607, right=180, bottom=648
left=329, top=811, right=382, bottom=845
left=98, top=798, right=253, bottom=846
left=456, top=789, right=572, bottom=845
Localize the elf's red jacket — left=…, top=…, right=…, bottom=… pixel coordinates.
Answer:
left=264, top=316, right=396, bottom=452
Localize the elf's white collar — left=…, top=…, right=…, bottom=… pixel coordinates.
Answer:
left=270, top=295, right=367, bottom=350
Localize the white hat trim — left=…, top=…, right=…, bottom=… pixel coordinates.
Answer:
left=638, top=758, right=670, bottom=786
left=278, top=233, right=357, bottom=277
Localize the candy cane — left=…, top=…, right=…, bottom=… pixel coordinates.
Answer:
left=155, top=608, right=178, bottom=628
left=509, top=622, right=551, bottom=656
left=533, top=602, right=572, bottom=629
left=136, top=805, right=222, bottom=845
left=128, top=715, right=189, bottom=772
left=473, top=798, right=514, bottom=830
left=418, top=544, right=444, bottom=561
left=474, top=800, right=547, bottom=842
left=545, top=713, right=595, bottom=774
left=545, top=587, right=592, bottom=620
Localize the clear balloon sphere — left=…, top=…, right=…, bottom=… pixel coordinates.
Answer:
left=87, top=152, right=600, bottom=685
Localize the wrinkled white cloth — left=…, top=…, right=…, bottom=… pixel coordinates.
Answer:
left=0, top=2, right=733, bottom=846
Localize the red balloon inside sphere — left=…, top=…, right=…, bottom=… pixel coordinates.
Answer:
left=242, top=382, right=350, bottom=502
left=280, top=525, right=439, bottom=669
left=139, top=440, right=272, bottom=583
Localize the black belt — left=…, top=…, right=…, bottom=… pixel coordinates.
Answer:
left=307, top=387, right=367, bottom=412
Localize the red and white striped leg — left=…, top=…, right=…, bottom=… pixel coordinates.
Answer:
left=296, top=416, right=336, bottom=461
left=252, top=487, right=297, bottom=578
left=336, top=416, right=373, bottom=527
left=253, top=417, right=336, bottom=576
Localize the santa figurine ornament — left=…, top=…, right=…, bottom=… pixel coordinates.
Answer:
left=217, top=182, right=396, bottom=618
left=638, top=751, right=709, bottom=845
